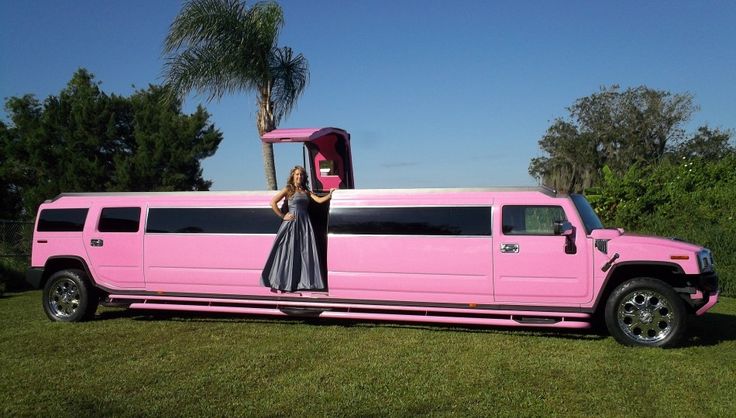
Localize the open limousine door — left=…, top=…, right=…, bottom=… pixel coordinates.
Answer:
left=261, top=127, right=355, bottom=191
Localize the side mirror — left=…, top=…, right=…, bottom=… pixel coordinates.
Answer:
left=554, top=220, right=577, bottom=254
left=553, top=220, right=574, bottom=236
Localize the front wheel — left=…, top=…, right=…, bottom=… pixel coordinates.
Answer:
left=42, top=269, right=98, bottom=322
left=604, top=278, right=687, bottom=347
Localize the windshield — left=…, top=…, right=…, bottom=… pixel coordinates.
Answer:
left=570, top=194, right=604, bottom=234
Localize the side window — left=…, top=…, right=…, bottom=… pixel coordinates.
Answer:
left=329, top=207, right=492, bottom=236
left=98, top=207, right=141, bottom=233
left=502, top=205, right=566, bottom=235
left=38, top=209, right=89, bottom=232
left=145, top=208, right=281, bottom=234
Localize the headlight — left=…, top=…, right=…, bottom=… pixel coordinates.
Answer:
left=697, top=249, right=714, bottom=273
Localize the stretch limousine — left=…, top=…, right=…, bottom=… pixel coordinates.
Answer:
left=26, top=128, right=719, bottom=347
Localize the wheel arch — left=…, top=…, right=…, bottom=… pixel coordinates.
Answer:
left=592, top=262, right=687, bottom=316
left=42, top=256, right=96, bottom=289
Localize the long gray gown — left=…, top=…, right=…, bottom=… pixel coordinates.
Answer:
left=261, top=191, right=325, bottom=291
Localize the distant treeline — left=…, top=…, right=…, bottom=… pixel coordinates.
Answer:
left=0, top=69, right=223, bottom=220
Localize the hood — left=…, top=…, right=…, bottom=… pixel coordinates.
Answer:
left=609, top=233, right=703, bottom=253
left=591, top=228, right=703, bottom=252
left=590, top=229, right=706, bottom=275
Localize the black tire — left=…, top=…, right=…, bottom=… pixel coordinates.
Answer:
left=42, top=269, right=98, bottom=322
left=604, top=277, right=687, bottom=347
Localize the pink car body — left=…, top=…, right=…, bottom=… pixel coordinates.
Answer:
left=27, top=128, right=719, bottom=347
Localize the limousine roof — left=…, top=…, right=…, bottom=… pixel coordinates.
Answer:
left=46, top=186, right=558, bottom=203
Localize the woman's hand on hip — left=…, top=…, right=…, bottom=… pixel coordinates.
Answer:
left=283, top=213, right=295, bottom=221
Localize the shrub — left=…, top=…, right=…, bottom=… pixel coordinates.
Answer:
left=0, top=256, right=30, bottom=295
left=587, top=155, right=736, bottom=296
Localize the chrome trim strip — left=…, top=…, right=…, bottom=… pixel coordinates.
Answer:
left=327, top=234, right=491, bottom=239
left=145, top=233, right=277, bottom=236
left=333, top=186, right=556, bottom=196
left=328, top=204, right=493, bottom=209
left=49, top=190, right=279, bottom=202
left=146, top=206, right=272, bottom=209
left=50, top=186, right=558, bottom=202
left=99, top=286, right=586, bottom=313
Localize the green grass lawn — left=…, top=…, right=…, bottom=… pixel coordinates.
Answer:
left=1, top=291, right=735, bottom=417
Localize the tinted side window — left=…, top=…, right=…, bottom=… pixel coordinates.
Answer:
left=328, top=207, right=492, bottom=236
left=146, top=208, right=282, bottom=234
left=38, top=209, right=89, bottom=232
left=502, top=206, right=566, bottom=235
left=99, top=207, right=141, bottom=233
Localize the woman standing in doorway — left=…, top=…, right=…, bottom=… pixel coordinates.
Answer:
left=261, top=166, right=334, bottom=292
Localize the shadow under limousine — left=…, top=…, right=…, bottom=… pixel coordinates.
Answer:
left=95, top=307, right=607, bottom=342
left=95, top=307, right=736, bottom=347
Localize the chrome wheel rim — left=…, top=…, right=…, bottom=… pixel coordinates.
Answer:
left=617, top=289, right=675, bottom=343
left=48, top=278, right=80, bottom=318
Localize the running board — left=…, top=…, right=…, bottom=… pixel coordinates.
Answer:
left=110, top=294, right=592, bottom=330
left=513, top=317, right=559, bottom=325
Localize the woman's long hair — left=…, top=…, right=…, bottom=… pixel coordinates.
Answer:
left=285, top=166, right=310, bottom=198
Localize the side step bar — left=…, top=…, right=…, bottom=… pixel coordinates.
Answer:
left=109, top=294, right=592, bottom=330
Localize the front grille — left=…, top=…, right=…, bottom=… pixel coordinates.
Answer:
left=697, top=273, right=719, bottom=293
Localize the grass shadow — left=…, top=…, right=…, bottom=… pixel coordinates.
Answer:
left=0, top=292, right=25, bottom=300
left=96, top=308, right=307, bottom=325
left=332, top=319, right=608, bottom=342
left=94, top=307, right=735, bottom=346
left=684, top=312, right=736, bottom=347
left=66, top=394, right=141, bottom=418
left=95, top=308, right=143, bottom=321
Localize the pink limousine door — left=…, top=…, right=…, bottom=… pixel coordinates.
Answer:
left=83, top=206, right=145, bottom=289
left=260, top=127, right=354, bottom=192
left=493, top=204, right=592, bottom=305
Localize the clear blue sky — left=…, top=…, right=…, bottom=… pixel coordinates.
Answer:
left=2, top=0, right=735, bottom=190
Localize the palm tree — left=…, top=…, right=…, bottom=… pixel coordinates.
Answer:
left=162, top=0, right=309, bottom=190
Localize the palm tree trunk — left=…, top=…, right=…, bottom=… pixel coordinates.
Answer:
left=261, top=141, right=277, bottom=190
left=258, top=85, right=278, bottom=190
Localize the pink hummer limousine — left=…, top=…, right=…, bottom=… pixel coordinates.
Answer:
left=26, top=128, right=719, bottom=347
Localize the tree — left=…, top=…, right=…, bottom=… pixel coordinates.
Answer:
left=668, top=126, right=734, bottom=161
left=111, top=85, right=223, bottom=192
left=162, top=0, right=309, bottom=190
left=528, top=120, right=601, bottom=194
left=0, top=69, right=222, bottom=219
left=0, top=120, right=24, bottom=219
left=529, top=85, right=697, bottom=193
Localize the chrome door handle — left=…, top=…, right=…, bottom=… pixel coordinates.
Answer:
left=90, top=239, right=104, bottom=247
left=500, top=243, right=519, bottom=253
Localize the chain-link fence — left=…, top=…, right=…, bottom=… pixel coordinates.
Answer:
left=1, top=220, right=33, bottom=258
left=1, top=220, right=33, bottom=294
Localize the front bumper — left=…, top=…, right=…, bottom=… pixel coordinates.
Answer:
left=695, top=291, right=719, bottom=316
left=25, top=267, right=44, bottom=289
left=688, top=272, right=719, bottom=316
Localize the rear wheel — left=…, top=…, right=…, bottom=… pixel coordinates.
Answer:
left=605, top=277, right=687, bottom=347
left=42, top=269, right=98, bottom=322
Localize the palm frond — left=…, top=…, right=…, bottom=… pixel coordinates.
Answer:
left=163, top=0, right=247, bottom=54
left=244, top=1, right=284, bottom=77
left=269, top=46, right=309, bottom=124
left=162, top=0, right=285, bottom=101
left=164, top=43, right=258, bottom=101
